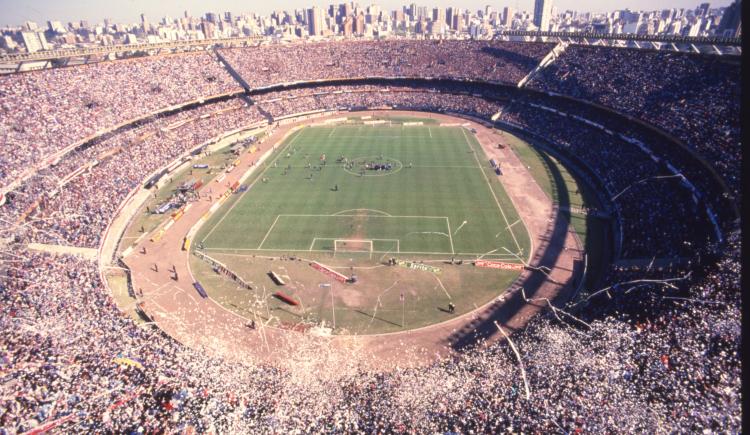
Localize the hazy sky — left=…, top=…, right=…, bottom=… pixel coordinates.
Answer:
left=0, top=0, right=733, bottom=27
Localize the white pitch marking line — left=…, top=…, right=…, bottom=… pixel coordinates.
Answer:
left=446, top=217, right=455, bottom=255
left=453, top=220, right=468, bottom=236
left=276, top=213, right=449, bottom=220
left=257, top=215, right=281, bottom=249
left=203, top=248, right=518, bottom=257
left=462, top=128, right=521, bottom=253
left=201, top=128, right=304, bottom=244
left=433, top=273, right=451, bottom=299
left=496, top=219, right=521, bottom=237
left=476, top=248, right=499, bottom=260
left=318, top=135, right=426, bottom=139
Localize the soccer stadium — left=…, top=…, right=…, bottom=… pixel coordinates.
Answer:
left=0, top=31, right=741, bottom=432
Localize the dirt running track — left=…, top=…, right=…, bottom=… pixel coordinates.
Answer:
left=120, top=111, right=583, bottom=370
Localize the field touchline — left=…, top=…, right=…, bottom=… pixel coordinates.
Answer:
left=453, top=220, right=468, bottom=236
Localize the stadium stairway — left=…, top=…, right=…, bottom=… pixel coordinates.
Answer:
left=213, top=48, right=252, bottom=93
left=517, top=42, right=569, bottom=88
left=212, top=49, right=275, bottom=123
left=250, top=101, right=275, bottom=123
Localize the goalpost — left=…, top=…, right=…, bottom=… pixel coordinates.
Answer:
left=333, top=239, right=374, bottom=258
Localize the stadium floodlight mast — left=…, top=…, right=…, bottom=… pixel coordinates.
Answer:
left=330, top=282, right=335, bottom=330
left=400, top=291, right=405, bottom=328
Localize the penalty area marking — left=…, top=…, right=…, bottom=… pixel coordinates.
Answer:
left=256, top=213, right=452, bottom=252
left=310, top=238, right=401, bottom=253
left=201, top=128, right=305, bottom=245
left=332, top=208, right=392, bottom=217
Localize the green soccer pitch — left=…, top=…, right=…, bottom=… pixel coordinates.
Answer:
left=197, top=123, right=530, bottom=260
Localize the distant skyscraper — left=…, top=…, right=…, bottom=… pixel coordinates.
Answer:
left=343, top=16, right=353, bottom=35
left=21, top=31, right=50, bottom=53
left=432, top=7, right=445, bottom=24
left=716, top=0, right=741, bottom=37
left=354, top=12, right=365, bottom=34
left=307, top=6, right=324, bottom=36
left=205, top=12, right=219, bottom=24
left=533, top=0, right=553, bottom=31
left=140, top=14, right=149, bottom=32
left=502, top=7, right=514, bottom=26
left=451, top=9, right=464, bottom=31
left=697, top=3, right=710, bottom=17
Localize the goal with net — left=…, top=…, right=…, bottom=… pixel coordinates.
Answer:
left=333, top=239, right=374, bottom=257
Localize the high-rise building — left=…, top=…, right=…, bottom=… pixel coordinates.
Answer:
left=354, top=13, right=365, bottom=34
left=307, top=6, right=324, bottom=36
left=533, top=0, right=553, bottom=31
left=432, top=7, right=445, bottom=24
left=343, top=16, right=354, bottom=35
left=340, top=3, right=353, bottom=19
left=502, top=7, right=514, bottom=26
left=393, top=9, right=405, bottom=24
left=140, top=14, right=149, bottom=32
left=697, top=3, right=710, bottom=17
left=205, top=12, right=219, bottom=24
left=717, top=0, right=741, bottom=37
left=452, top=10, right=464, bottom=31
left=408, top=3, right=417, bottom=20
left=21, top=31, right=50, bottom=52
left=201, top=20, right=216, bottom=38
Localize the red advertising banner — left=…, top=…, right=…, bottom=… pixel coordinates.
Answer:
left=475, top=259, right=525, bottom=270
left=310, top=261, right=348, bottom=283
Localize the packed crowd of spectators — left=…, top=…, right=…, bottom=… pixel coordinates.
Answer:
left=1, top=99, right=265, bottom=247
left=0, top=43, right=740, bottom=432
left=0, top=230, right=739, bottom=432
left=497, top=101, right=714, bottom=259
left=0, top=52, right=241, bottom=186
left=528, top=46, right=741, bottom=200
left=255, top=84, right=503, bottom=119
left=220, top=40, right=553, bottom=88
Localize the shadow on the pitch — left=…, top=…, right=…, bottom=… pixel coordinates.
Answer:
left=353, top=309, right=402, bottom=327
left=448, top=128, right=594, bottom=351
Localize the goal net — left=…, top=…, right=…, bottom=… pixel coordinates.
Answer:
left=334, top=239, right=374, bottom=258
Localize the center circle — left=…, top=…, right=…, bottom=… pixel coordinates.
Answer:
left=341, top=155, right=404, bottom=177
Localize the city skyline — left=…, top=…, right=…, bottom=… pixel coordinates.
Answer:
left=0, top=0, right=735, bottom=27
